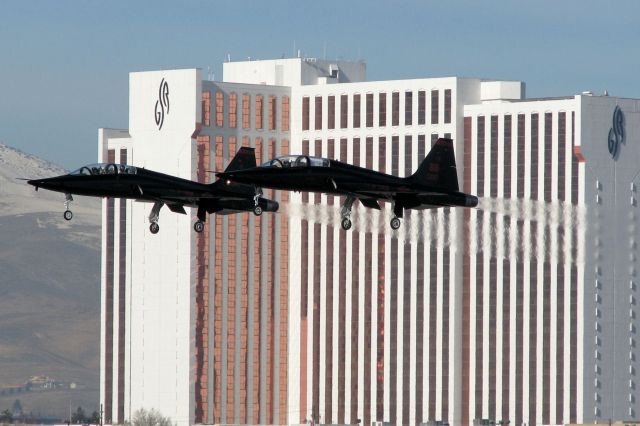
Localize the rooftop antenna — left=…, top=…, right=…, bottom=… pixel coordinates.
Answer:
left=226, top=53, right=231, bottom=62
left=207, top=66, right=213, bottom=81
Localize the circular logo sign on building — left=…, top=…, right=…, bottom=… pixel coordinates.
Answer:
left=154, top=78, right=170, bottom=130
left=607, top=105, right=625, bottom=159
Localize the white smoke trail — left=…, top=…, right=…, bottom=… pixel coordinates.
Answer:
left=283, top=201, right=454, bottom=247
left=475, top=197, right=587, bottom=264
left=282, top=197, right=587, bottom=265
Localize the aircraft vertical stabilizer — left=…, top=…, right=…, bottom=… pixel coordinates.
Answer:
left=410, top=137, right=459, bottom=192
left=224, top=147, right=256, bottom=172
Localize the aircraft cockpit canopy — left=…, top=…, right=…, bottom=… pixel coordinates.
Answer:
left=70, top=163, right=138, bottom=176
left=261, top=155, right=329, bottom=168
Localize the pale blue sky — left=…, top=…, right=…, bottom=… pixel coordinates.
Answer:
left=1, top=0, right=639, bottom=168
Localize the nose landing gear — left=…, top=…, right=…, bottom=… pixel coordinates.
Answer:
left=63, top=193, right=73, bottom=221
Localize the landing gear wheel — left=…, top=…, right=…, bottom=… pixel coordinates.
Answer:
left=63, top=210, right=73, bottom=221
left=253, top=205, right=263, bottom=216
left=149, top=222, right=160, bottom=234
left=390, top=217, right=401, bottom=230
left=194, top=220, right=205, bottom=233
left=341, top=217, right=352, bottom=231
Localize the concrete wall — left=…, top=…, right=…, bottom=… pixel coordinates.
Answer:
left=223, top=58, right=366, bottom=86
left=580, top=95, right=640, bottom=422
left=127, top=68, right=201, bottom=426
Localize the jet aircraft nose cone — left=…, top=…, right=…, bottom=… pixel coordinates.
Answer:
left=27, top=177, right=64, bottom=191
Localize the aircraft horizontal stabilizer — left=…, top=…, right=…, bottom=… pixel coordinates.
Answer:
left=167, top=204, right=187, bottom=214
left=359, top=198, right=381, bottom=210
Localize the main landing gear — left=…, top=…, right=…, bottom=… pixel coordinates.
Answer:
left=147, top=202, right=210, bottom=234
left=253, top=187, right=263, bottom=216
left=194, top=205, right=206, bottom=233
left=63, top=193, right=73, bottom=221
left=148, top=201, right=163, bottom=234
left=390, top=202, right=403, bottom=230
left=340, top=196, right=355, bottom=231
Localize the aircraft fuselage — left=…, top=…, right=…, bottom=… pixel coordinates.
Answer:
left=29, top=168, right=237, bottom=206
left=221, top=160, right=478, bottom=209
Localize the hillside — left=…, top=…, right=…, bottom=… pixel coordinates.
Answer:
left=0, top=142, right=101, bottom=419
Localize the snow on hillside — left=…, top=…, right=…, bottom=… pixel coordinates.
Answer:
left=0, top=142, right=100, bottom=222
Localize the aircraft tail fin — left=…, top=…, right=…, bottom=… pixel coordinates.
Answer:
left=410, top=137, right=459, bottom=191
left=224, top=147, right=256, bottom=172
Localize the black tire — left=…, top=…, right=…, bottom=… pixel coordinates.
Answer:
left=63, top=210, right=73, bottom=221
left=341, top=218, right=352, bottom=231
left=194, top=221, right=205, bottom=233
left=149, top=223, right=160, bottom=234
left=390, top=217, right=401, bottom=230
left=253, top=205, right=263, bottom=216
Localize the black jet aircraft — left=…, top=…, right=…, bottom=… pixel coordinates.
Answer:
left=218, top=138, right=478, bottom=231
left=26, top=150, right=278, bottom=234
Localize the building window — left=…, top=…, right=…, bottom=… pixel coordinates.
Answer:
left=490, top=115, right=498, bottom=198
left=328, top=95, right=335, bottom=130
left=476, top=116, right=485, bottom=196
left=517, top=114, right=525, bottom=199
left=215, top=91, right=224, bottom=127
left=242, top=94, right=250, bottom=129
left=340, top=95, right=348, bottom=128
left=418, top=90, right=426, bottom=125
left=268, top=95, right=276, bottom=130
left=315, top=96, right=322, bottom=130
left=366, top=93, right=374, bottom=127
left=302, top=96, right=310, bottom=131
left=202, top=91, right=211, bottom=126
left=391, top=135, right=399, bottom=175
left=391, top=92, right=400, bottom=126
left=405, top=91, right=413, bottom=125
left=281, top=96, right=290, bottom=131
left=531, top=113, right=539, bottom=200
left=504, top=114, right=512, bottom=198
left=229, top=93, right=237, bottom=128
left=544, top=112, right=552, bottom=202
left=255, top=95, right=264, bottom=130
left=431, top=90, right=439, bottom=124
left=353, top=94, right=361, bottom=128
left=444, top=89, right=452, bottom=123
left=379, top=92, right=387, bottom=127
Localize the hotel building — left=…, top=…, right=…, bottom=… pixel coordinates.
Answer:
left=99, top=58, right=640, bottom=425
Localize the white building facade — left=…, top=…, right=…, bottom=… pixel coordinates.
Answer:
left=100, top=58, right=640, bottom=426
